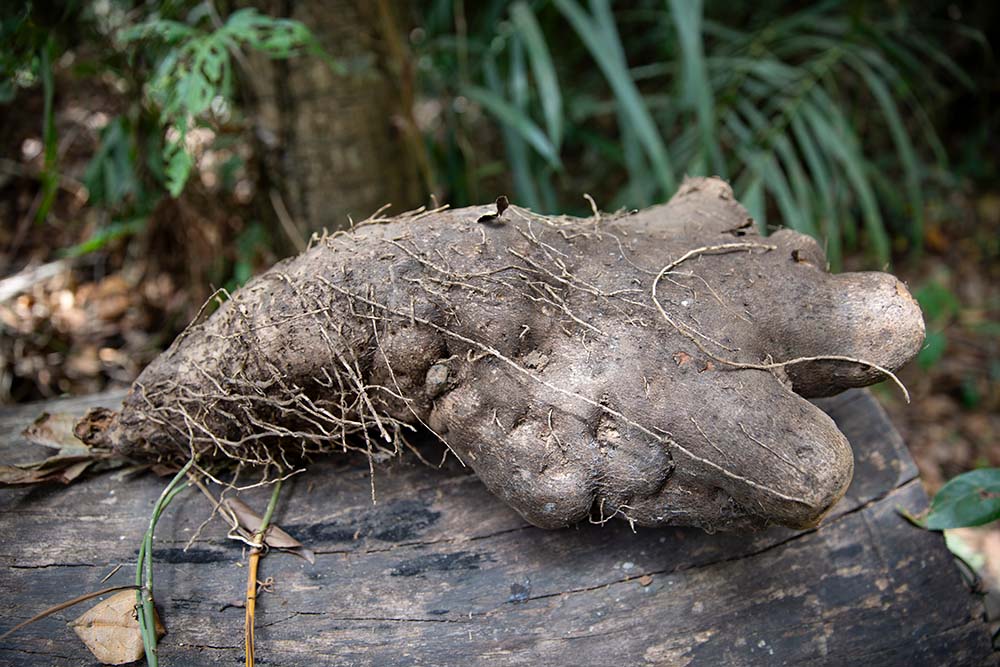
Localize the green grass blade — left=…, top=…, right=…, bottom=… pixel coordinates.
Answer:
left=790, top=113, right=841, bottom=268
left=669, top=0, right=725, bottom=176
left=616, top=105, right=655, bottom=208
left=463, top=85, right=562, bottom=169
left=725, top=109, right=807, bottom=237
left=36, top=36, right=59, bottom=224
left=802, top=93, right=890, bottom=265
left=554, top=0, right=675, bottom=194
left=479, top=53, right=541, bottom=210
left=500, top=41, right=544, bottom=211
left=853, top=59, right=924, bottom=251
left=739, top=176, right=766, bottom=232
left=895, top=32, right=975, bottom=91
left=510, top=2, right=563, bottom=149
left=736, top=100, right=819, bottom=238
left=851, top=43, right=949, bottom=166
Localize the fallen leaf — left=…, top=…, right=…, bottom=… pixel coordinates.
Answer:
left=638, top=575, right=654, bottom=587
left=58, top=460, right=94, bottom=483
left=70, top=590, right=165, bottom=665
left=23, top=412, right=90, bottom=455
left=225, top=497, right=316, bottom=564
left=0, top=458, right=92, bottom=484
left=0, top=411, right=127, bottom=487
left=0, top=465, right=50, bottom=484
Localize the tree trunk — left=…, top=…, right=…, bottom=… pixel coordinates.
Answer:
left=247, top=0, right=429, bottom=238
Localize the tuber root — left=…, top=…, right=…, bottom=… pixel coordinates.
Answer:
left=79, top=177, right=924, bottom=533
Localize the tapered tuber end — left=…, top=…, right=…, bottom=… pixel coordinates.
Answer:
left=762, top=230, right=927, bottom=398
left=74, top=407, right=119, bottom=450
left=784, top=430, right=854, bottom=530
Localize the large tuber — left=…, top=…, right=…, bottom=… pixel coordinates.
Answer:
left=81, top=178, right=924, bottom=533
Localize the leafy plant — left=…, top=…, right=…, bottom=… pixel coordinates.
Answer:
left=119, top=6, right=324, bottom=197
left=3, top=2, right=328, bottom=265
left=922, top=468, right=1000, bottom=530
left=417, top=0, right=979, bottom=268
left=0, top=3, right=74, bottom=224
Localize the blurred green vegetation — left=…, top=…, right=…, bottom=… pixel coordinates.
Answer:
left=0, top=0, right=994, bottom=277
left=1, top=0, right=322, bottom=268
left=415, top=0, right=989, bottom=269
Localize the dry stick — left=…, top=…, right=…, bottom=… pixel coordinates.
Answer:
left=245, top=478, right=283, bottom=667
left=0, top=585, right=139, bottom=641
left=650, top=244, right=911, bottom=403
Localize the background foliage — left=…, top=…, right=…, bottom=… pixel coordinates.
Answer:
left=415, top=0, right=988, bottom=269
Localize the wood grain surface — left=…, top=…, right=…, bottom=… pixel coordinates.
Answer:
left=0, top=389, right=994, bottom=665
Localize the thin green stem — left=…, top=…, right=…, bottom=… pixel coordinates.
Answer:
left=136, top=459, right=195, bottom=667
left=258, top=479, right=283, bottom=538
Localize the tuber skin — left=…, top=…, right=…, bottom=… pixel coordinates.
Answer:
left=82, top=177, right=924, bottom=533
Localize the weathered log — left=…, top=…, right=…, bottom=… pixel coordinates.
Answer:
left=0, top=389, right=993, bottom=665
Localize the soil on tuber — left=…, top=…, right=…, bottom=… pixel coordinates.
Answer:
left=77, top=177, right=925, bottom=533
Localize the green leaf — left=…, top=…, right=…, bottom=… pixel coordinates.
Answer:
left=735, top=101, right=819, bottom=238
left=554, top=0, right=675, bottom=194
left=801, top=94, right=890, bottom=265
left=63, top=217, right=147, bottom=257
left=669, top=0, right=724, bottom=176
left=925, top=469, right=1000, bottom=530
left=852, top=58, right=924, bottom=250
left=510, top=2, right=563, bottom=150
left=164, top=138, right=194, bottom=198
left=224, top=8, right=312, bottom=57
left=83, top=116, right=139, bottom=207
left=917, top=330, right=947, bottom=369
left=464, top=85, right=562, bottom=169
left=789, top=112, right=841, bottom=268
left=915, top=281, right=961, bottom=323
left=119, top=19, right=196, bottom=44
left=505, top=40, right=545, bottom=211
left=725, top=108, right=809, bottom=238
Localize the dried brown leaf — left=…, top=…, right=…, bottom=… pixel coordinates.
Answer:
left=0, top=457, right=94, bottom=485
left=225, top=497, right=315, bottom=563
left=0, top=465, right=49, bottom=484
left=70, top=590, right=165, bottom=665
left=58, top=459, right=93, bottom=483
left=23, top=412, right=90, bottom=455
left=30, top=454, right=93, bottom=471
left=0, top=413, right=125, bottom=487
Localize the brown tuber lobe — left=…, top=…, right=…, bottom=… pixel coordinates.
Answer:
left=82, top=177, right=924, bottom=533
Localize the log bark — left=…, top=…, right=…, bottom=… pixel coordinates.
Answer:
left=0, top=389, right=994, bottom=665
